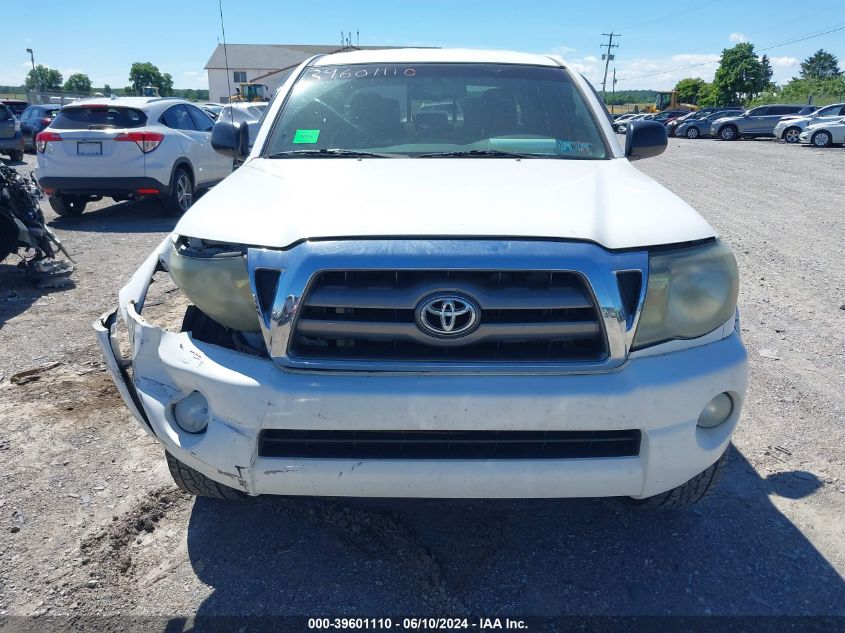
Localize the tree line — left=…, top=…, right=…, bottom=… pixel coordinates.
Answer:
left=672, top=46, right=842, bottom=107
left=10, top=62, right=208, bottom=101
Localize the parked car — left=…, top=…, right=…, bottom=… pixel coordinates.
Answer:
left=201, top=103, right=223, bottom=120
left=675, top=109, right=744, bottom=139
left=664, top=108, right=737, bottom=137
left=217, top=103, right=265, bottom=148
left=773, top=102, right=845, bottom=143
left=615, top=113, right=649, bottom=133
left=711, top=104, right=817, bottom=141
left=35, top=97, right=233, bottom=216
left=0, top=99, right=30, bottom=118
left=18, top=104, right=62, bottom=151
left=96, top=49, right=746, bottom=509
left=798, top=117, right=845, bottom=147
left=0, top=104, right=25, bottom=162
left=648, top=110, right=688, bottom=127
left=611, top=113, right=639, bottom=132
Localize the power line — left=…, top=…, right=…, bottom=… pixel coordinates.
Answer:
left=600, top=32, right=620, bottom=94
left=618, top=23, right=845, bottom=82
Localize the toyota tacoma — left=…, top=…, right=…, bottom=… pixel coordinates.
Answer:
left=95, top=49, right=746, bottom=509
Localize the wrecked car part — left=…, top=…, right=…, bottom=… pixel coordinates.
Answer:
left=166, top=235, right=259, bottom=332
left=0, top=164, right=76, bottom=283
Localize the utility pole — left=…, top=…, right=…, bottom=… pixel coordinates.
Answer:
left=611, top=67, right=617, bottom=114
left=600, top=32, right=620, bottom=96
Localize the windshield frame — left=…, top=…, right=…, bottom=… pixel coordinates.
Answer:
left=260, top=61, right=612, bottom=160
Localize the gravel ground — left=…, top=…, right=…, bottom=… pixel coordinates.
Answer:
left=0, top=139, right=843, bottom=622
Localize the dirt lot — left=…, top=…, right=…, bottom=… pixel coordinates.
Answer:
left=1, top=138, right=844, bottom=622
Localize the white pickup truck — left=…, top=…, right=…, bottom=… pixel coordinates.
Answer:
left=95, top=48, right=746, bottom=509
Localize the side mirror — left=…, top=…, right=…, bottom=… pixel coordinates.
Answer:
left=211, top=119, right=249, bottom=159
left=625, top=120, right=667, bottom=161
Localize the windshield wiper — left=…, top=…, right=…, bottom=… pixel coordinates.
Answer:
left=266, top=148, right=398, bottom=158
left=413, top=149, right=540, bottom=158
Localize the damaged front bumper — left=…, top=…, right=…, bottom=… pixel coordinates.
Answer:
left=95, top=237, right=748, bottom=499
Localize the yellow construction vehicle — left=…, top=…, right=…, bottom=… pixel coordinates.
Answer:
left=645, top=90, right=698, bottom=113
left=230, top=83, right=268, bottom=103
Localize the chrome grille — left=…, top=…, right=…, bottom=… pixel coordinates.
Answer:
left=288, top=270, right=607, bottom=363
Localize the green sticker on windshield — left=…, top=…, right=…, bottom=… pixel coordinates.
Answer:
left=293, top=129, right=320, bottom=144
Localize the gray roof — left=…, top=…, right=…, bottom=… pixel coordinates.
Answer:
left=204, top=44, right=400, bottom=71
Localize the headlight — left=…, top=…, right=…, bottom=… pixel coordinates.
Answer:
left=633, top=240, right=739, bottom=349
left=166, top=236, right=260, bottom=332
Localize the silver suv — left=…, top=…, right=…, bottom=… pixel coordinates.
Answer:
left=711, top=104, right=817, bottom=141
left=35, top=97, right=232, bottom=216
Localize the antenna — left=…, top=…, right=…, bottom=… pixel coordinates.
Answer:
left=357, top=30, right=360, bottom=47
left=218, top=0, right=235, bottom=127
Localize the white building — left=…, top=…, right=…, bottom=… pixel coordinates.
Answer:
left=205, top=44, right=398, bottom=103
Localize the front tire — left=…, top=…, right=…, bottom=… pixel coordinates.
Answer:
left=49, top=194, right=87, bottom=217
left=9, top=150, right=24, bottom=162
left=719, top=125, right=738, bottom=141
left=686, top=126, right=700, bottom=139
left=783, top=127, right=801, bottom=144
left=166, top=452, right=245, bottom=499
left=811, top=130, right=832, bottom=147
left=164, top=168, right=194, bottom=216
left=629, top=450, right=728, bottom=510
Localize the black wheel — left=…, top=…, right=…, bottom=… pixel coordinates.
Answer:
left=782, top=127, right=801, bottom=144
left=49, top=194, right=87, bottom=217
left=719, top=125, right=738, bottom=141
left=9, top=150, right=24, bottom=162
left=629, top=450, right=728, bottom=510
left=686, top=126, right=700, bottom=139
left=166, top=452, right=245, bottom=499
left=164, top=167, right=193, bottom=216
left=811, top=130, right=832, bottom=148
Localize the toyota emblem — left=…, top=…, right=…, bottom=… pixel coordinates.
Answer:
left=415, top=294, right=480, bottom=338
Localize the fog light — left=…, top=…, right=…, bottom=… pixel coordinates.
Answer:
left=173, top=391, right=209, bottom=434
left=697, top=393, right=733, bottom=429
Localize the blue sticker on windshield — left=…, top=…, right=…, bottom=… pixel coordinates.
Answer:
left=556, top=140, right=594, bottom=153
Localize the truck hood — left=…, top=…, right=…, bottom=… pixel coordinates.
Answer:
left=175, top=157, right=714, bottom=250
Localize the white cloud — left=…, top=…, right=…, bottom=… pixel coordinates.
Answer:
left=729, top=32, right=748, bottom=43
left=769, top=56, right=798, bottom=68
left=550, top=48, right=725, bottom=90
left=550, top=45, right=576, bottom=55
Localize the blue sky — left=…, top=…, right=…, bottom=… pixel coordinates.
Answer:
left=2, top=0, right=844, bottom=91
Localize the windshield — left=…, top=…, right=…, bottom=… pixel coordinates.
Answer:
left=264, top=63, right=608, bottom=159
left=52, top=106, right=147, bottom=129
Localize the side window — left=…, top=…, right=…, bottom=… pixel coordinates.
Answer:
left=161, top=105, right=195, bottom=131
left=186, top=105, right=214, bottom=132
left=233, top=71, right=247, bottom=83
left=20, top=107, right=32, bottom=121
left=748, top=107, right=768, bottom=116
left=0, top=106, right=11, bottom=121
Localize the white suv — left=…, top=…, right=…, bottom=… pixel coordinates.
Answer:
left=95, top=49, right=747, bottom=509
left=35, top=97, right=232, bottom=216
